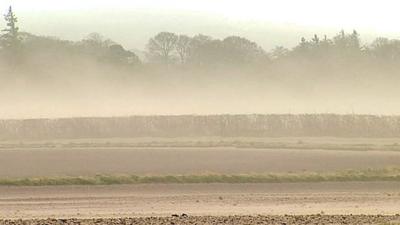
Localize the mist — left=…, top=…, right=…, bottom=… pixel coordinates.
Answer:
left=1, top=3, right=400, bottom=119
left=1, top=51, right=400, bottom=119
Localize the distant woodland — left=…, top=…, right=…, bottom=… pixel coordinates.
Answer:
left=1, top=6, right=400, bottom=118
left=1, top=6, right=399, bottom=79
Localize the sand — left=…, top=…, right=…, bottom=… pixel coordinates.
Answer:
left=1, top=182, right=400, bottom=219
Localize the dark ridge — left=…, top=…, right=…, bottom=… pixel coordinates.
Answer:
left=0, top=114, right=400, bottom=140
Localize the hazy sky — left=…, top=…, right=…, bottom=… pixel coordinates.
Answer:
left=1, top=0, right=400, bottom=50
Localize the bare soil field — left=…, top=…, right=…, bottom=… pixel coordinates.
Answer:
left=2, top=215, right=400, bottom=225
left=1, top=182, right=400, bottom=223
left=2, top=139, right=400, bottom=224
left=1, top=147, right=400, bottom=178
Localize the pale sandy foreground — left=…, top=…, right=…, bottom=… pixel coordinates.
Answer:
left=1, top=182, right=400, bottom=219
left=2, top=215, right=400, bottom=225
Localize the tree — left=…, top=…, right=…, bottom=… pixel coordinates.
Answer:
left=1, top=6, right=22, bottom=66
left=222, top=36, right=267, bottom=64
left=175, top=35, right=191, bottom=64
left=350, top=30, right=361, bottom=49
left=80, top=33, right=115, bottom=57
left=333, top=29, right=361, bottom=51
left=185, top=34, right=221, bottom=66
left=368, top=37, right=400, bottom=61
left=82, top=33, right=109, bottom=48
left=105, top=44, right=140, bottom=65
left=146, top=32, right=178, bottom=64
left=331, top=29, right=362, bottom=62
left=1, top=6, right=21, bottom=51
left=311, top=34, right=320, bottom=45
left=271, top=46, right=289, bottom=59
left=291, top=37, right=312, bottom=58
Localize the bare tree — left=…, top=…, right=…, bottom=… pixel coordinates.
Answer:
left=175, top=35, right=191, bottom=64
left=146, top=32, right=178, bottom=64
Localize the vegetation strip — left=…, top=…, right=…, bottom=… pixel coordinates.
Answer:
left=1, top=168, right=400, bottom=186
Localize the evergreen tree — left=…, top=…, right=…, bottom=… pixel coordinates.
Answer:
left=1, top=6, right=21, bottom=50
left=1, top=6, right=22, bottom=66
left=311, top=34, right=320, bottom=45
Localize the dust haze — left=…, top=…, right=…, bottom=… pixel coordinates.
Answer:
left=0, top=0, right=400, bottom=119
left=3, top=2, right=400, bottom=224
left=1, top=2, right=400, bottom=118
left=1, top=67, right=398, bottom=119
left=1, top=32, right=400, bottom=118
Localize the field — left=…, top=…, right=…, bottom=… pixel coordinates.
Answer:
left=1, top=183, right=400, bottom=223
left=1, top=182, right=400, bottom=218
left=1, top=137, right=400, bottom=224
left=2, top=215, right=400, bottom=225
left=2, top=139, right=400, bottom=178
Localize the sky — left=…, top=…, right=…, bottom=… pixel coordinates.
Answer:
left=1, top=0, right=400, bottom=50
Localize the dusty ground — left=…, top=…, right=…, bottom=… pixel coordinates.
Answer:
left=1, top=147, right=400, bottom=177
left=2, top=143, right=400, bottom=224
left=1, top=182, right=400, bottom=219
left=1, top=215, right=400, bottom=225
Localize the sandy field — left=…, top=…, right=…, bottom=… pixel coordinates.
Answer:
left=1, top=182, right=400, bottom=220
left=2, top=144, right=400, bottom=224
left=2, top=215, right=400, bottom=225
left=1, top=147, right=400, bottom=177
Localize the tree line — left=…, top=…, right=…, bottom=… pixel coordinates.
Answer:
left=2, top=114, right=400, bottom=139
left=1, top=6, right=400, bottom=74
